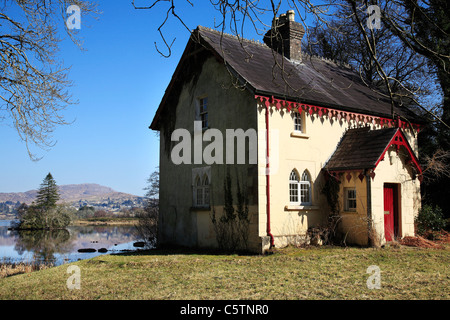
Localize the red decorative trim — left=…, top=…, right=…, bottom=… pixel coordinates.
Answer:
left=358, top=172, right=365, bottom=182
left=326, top=169, right=377, bottom=182
left=346, top=172, right=352, bottom=182
left=374, top=128, right=422, bottom=176
left=326, top=170, right=369, bottom=181
left=254, top=95, right=422, bottom=132
left=256, top=95, right=423, bottom=182
left=325, top=131, right=422, bottom=181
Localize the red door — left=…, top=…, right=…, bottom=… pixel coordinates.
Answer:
left=383, top=184, right=398, bottom=241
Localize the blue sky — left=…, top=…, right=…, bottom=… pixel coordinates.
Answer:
left=1, top=1, right=296, bottom=196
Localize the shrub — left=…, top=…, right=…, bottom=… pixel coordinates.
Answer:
left=13, top=204, right=71, bottom=230
left=415, top=204, right=447, bottom=236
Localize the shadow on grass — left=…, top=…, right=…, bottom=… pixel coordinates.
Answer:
left=111, top=244, right=267, bottom=258
left=110, top=243, right=362, bottom=258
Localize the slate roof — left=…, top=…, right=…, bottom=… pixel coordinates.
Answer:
left=324, top=127, right=399, bottom=171
left=195, top=26, right=422, bottom=122
left=150, top=26, right=424, bottom=130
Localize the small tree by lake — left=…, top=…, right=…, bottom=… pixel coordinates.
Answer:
left=14, top=173, right=70, bottom=230
left=36, top=173, right=60, bottom=210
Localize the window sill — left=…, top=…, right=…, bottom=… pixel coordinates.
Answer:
left=342, top=210, right=357, bottom=214
left=290, top=131, right=309, bottom=139
left=190, top=206, right=211, bottom=211
left=285, top=205, right=319, bottom=211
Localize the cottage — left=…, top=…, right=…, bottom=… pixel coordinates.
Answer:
left=150, top=10, right=424, bottom=252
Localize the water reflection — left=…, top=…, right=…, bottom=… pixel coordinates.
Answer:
left=0, top=220, right=138, bottom=265
left=14, top=229, right=73, bottom=264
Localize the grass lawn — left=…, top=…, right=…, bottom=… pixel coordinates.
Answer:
left=0, top=245, right=448, bottom=300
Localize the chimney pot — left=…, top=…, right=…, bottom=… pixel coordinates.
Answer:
left=263, top=10, right=305, bottom=62
left=287, top=10, right=295, bottom=21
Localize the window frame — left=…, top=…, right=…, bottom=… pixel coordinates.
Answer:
left=194, top=173, right=210, bottom=208
left=289, top=170, right=300, bottom=204
left=195, top=176, right=203, bottom=206
left=199, top=97, right=208, bottom=130
left=293, top=110, right=303, bottom=133
left=290, top=110, right=309, bottom=139
left=289, top=169, right=312, bottom=206
left=202, top=174, right=210, bottom=206
left=344, top=187, right=357, bottom=211
left=299, top=170, right=312, bottom=205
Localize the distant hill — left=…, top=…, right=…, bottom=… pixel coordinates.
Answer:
left=0, top=183, right=143, bottom=206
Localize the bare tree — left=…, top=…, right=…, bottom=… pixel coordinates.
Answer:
left=132, top=0, right=449, bottom=127
left=134, top=0, right=450, bottom=216
left=135, top=167, right=160, bottom=248
left=144, top=166, right=160, bottom=200
left=305, top=4, right=434, bottom=123
left=0, top=0, right=99, bottom=160
left=422, top=149, right=450, bottom=181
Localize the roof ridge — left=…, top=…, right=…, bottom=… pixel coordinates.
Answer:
left=196, top=26, right=353, bottom=68
left=197, top=25, right=268, bottom=48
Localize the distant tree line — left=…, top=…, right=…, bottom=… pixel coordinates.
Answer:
left=72, top=205, right=143, bottom=220
left=0, top=201, right=22, bottom=215
left=9, top=171, right=155, bottom=232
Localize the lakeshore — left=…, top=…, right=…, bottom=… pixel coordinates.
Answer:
left=70, top=217, right=139, bottom=226
left=0, top=218, right=140, bottom=267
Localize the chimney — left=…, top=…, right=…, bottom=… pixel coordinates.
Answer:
left=263, top=10, right=305, bottom=62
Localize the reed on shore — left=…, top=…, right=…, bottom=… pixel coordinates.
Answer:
left=0, top=260, right=53, bottom=278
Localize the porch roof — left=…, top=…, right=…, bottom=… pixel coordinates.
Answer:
left=323, top=127, right=422, bottom=176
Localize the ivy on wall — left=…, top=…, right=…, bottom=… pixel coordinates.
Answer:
left=211, top=169, right=250, bottom=252
left=321, top=171, right=341, bottom=215
left=318, top=170, right=342, bottom=244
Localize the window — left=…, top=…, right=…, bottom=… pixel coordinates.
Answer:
left=289, top=170, right=299, bottom=203
left=291, top=111, right=308, bottom=138
left=195, top=176, right=203, bottom=206
left=199, top=97, right=208, bottom=129
left=300, top=170, right=312, bottom=205
left=194, top=174, right=210, bottom=207
left=289, top=169, right=312, bottom=205
left=192, top=167, right=211, bottom=207
left=293, top=111, right=303, bottom=132
left=203, top=175, right=210, bottom=206
left=345, top=188, right=357, bottom=211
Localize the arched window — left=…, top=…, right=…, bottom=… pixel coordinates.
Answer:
left=203, top=174, right=210, bottom=206
left=300, top=170, right=312, bottom=205
left=289, top=169, right=312, bottom=205
left=289, top=170, right=299, bottom=204
left=194, top=174, right=210, bottom=207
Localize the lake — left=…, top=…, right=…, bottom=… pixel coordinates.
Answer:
left=0, top=220, right=142, bottom=266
